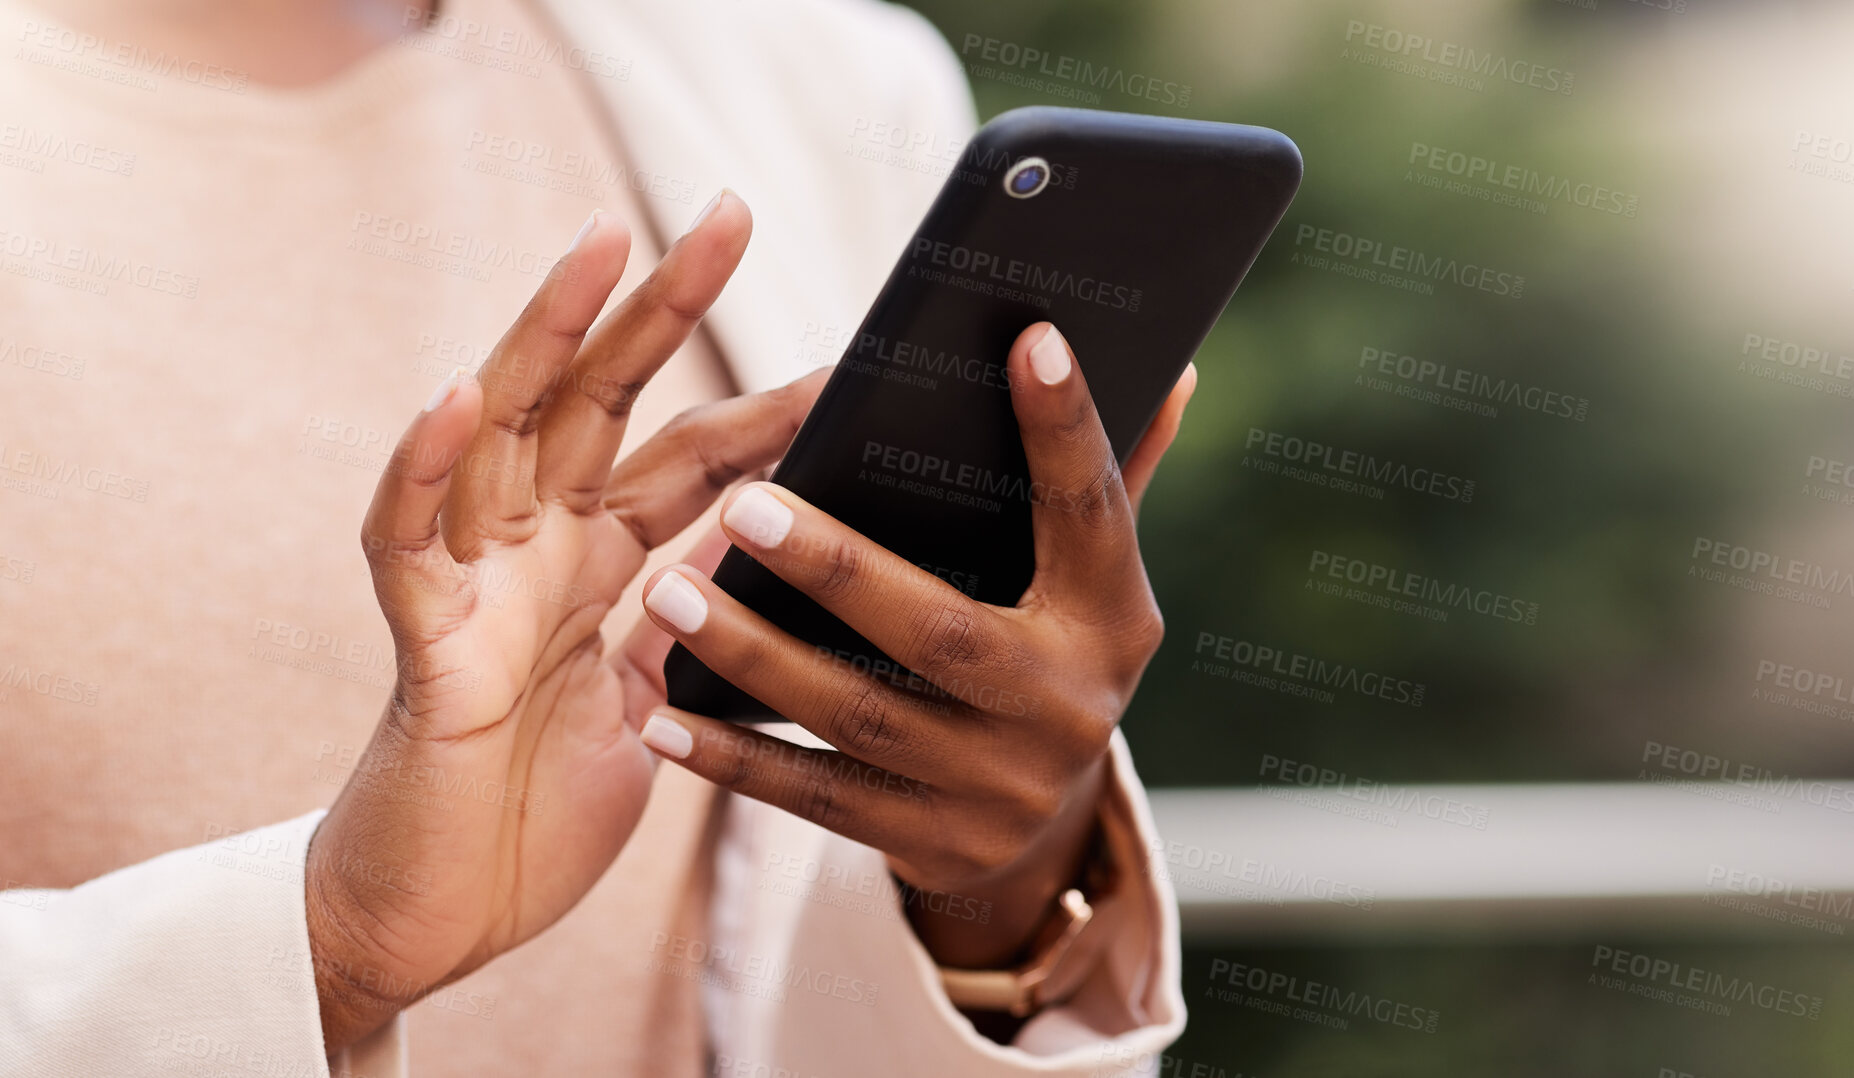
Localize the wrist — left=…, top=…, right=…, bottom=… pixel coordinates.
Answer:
left=307, top=842, right=409, bottom=1053
left=896, top=758, right=1107, bottom=971
left=305, top=813, right=432, bottom=1055
left=306, top=694, right=509, bottom=1054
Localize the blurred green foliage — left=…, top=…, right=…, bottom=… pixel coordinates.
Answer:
left=896, top=0, right=1854, bottom=1072
left=1173, top=941, right=1854, bottom=1077
left=897, top=0, right=1853, bottom=785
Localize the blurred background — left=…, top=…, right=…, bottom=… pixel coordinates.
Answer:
left=897, top=0, right=1854, bottom=1073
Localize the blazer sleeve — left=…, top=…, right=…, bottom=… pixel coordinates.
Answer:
left=702, top=728, right=1187, bottom=1077
left=0, top=812, right=405, bottom=1078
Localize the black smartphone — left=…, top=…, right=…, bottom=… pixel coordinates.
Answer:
left=665, top=105, right=1302, bottom=720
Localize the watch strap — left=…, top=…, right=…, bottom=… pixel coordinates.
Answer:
left=936, top=807, right=1128, bottom=1018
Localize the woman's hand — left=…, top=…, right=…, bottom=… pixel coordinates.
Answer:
left=305, top=193, right=825, bottom=1052
left=634, top=323, right=1195, bottom=971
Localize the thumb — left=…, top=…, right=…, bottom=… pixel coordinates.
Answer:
left=360, top=368, right=483, bottom=646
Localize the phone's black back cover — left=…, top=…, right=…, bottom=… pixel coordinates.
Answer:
left=666, top=106, right=1301, bottom=721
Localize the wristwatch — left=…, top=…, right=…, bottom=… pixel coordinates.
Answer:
left=936, top=808, right=1128, bottom=1018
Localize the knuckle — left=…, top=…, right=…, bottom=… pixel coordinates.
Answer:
left=925, top=823, right=996, bottom=879
left=655, top=403, right=748, bottom=489
left=946, top=794, right=1058, bottom=876
left=1028, top=685, right=1120, bottom=770
left=1049, top=405, right=1099, bottom=451
left=570, top=371, right=646, bottom=419
left=1078, top=706, right=1120, bottom=759
left=1058, top=458, right=1122, bottom=534
left=793, top=776, right=846, bottom=831
left=1100, top=597, right=1166, bottom=685
left=638, top=270, right=711, bottom=325
left=1003, top=772, right=1065, bottom=837
left=520, top=288, right=585, bottom=347
left=920, top=802, right=1007, bottom=879
left=811, top=535, right=865, bottom=603
left=688, top=433, right=742, bottom=493
left=938, top=849, right=991, bottom=880
left=1068, top=687, right=1127, bottom=746
left=1130, top=604, right=1166, bottom=659
left=659, top=402, right=722, bottom=454
left=484, top=404, right=543, bottom=439
left=959, top=833, right=1022, bottom=876
left=912, top=603, right=985, bottom=684
left=825, top=679, right=902, bottom=759
left=1023, top=780, right=1067, bottom=828
left=656, top=405, right=699, bottom=439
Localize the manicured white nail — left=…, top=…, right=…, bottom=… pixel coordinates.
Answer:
left=424, top=366, right=466, bottom=412
left=640, top=713, right=693, bottom=759
left=724, top=486, right=793, bottom=548
left=1029, top=325, right=1072, bottom=386
left=688, top=189, right=728, bottom=233
left=645, top=570, right=708, bottom=634
left=567, top=210, right=600, bottom=253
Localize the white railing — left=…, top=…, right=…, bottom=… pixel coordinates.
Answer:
left=1147, top=783, right=1854, bottom=941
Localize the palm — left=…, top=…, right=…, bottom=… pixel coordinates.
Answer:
left=406, top=506, right=653, bottom=964
left=312, top=200, right=830, bottom=1051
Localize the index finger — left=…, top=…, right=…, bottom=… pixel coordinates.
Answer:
left=534, top=190, right=753, bottom=512
left=446, top=211, right=633, bottom=560
left=1122, top=361, right=1196, bottom=516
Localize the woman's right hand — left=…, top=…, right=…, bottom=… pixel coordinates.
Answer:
left=304, top=193, right=823, bottom=1052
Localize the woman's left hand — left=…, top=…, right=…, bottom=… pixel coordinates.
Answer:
left=633, top=322, right=1195, bottom=968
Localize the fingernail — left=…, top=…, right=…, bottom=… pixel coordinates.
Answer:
left=645, top=570, right=708, bottom=634
left=567, top=210, right=600, bottom=253
left=688, top=189, right=728, bottom=234
left=640, top=712, right=693, bottom=759
left=424, top=366, right=466, bottom=413
left=724, top=486, right=793, bottom=549
left=1029, top=325, right=1072, bottom=386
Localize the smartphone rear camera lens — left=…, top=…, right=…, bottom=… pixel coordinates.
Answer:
left=1004, top=157, right=1051, bottom=199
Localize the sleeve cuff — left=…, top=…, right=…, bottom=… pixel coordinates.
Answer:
left=1012, top=727, right=1188, bottom=1058
left=704, top=727, right=1186, bottom=1076
left=0, top=812, right=338, bottom=1075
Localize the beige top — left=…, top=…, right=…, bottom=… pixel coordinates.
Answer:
left=0, top=0, right=1185, bottom=1073
left=0, top=0, right=736, bottom=1070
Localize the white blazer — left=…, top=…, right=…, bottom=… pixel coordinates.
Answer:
left=0, top=0, right=1187, bottom=1075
